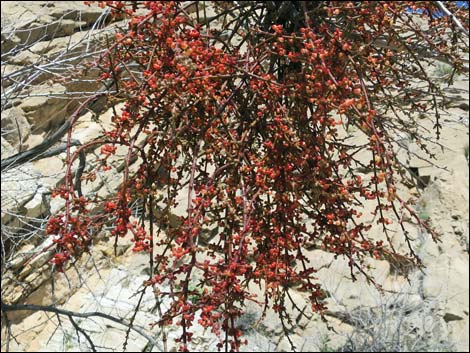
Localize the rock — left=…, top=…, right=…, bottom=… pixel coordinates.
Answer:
left=1, top=163, right=42, bottom=225
left=276, top=336, right=297, bottom=352
left=27, top=240, right=54, bottom=270
left=1, top=2, right=468, bottom=352
left=23, top=132, right=46, bottom=150
left=121, top=251, right=153, bottom=277
left=19, top=83, right=70, bottom=131
left=1, top=31, right=21, bottom=54
left=241, top=332, right=277, bottom=352
left=369, top=259, right=391, bottom=284
left=1, top=137, right=16, bottom=158
left=295, top=249, right=336, bottom=272
left=71, top=111, right=105, bottom=143
left=458, top=102, right=469, bottom=111
left=22, top=185, right=50, bottom=219
left=1, top=107, right=32, bottom=149
left=10, top=50, right=41, bottom=66
left=8, top=311, right=50, bottom=351
left=48, top=2, right=106, bottom=27
left=448, top=318, right=469, bottom=352
left=0, top=64, right=23, bottom=88
left=422, top=254, right=469, bottom=323
left=443, top=312, right=464, bottom=322
left=6, top=244, right=35, bottom=271
left=49, top=197, right=66, bottom=215
left=1, top=2, right=104, bottom=51
left=94, top=328, right=149, bottom=352
left=31, top=155, right=65, bottom=189
left=277, top=316, right=351, bottom=353
left=23, top=271, right=42, bottom=286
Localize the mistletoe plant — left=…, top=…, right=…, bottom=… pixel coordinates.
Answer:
left=46, top=1, right=469, bottom=351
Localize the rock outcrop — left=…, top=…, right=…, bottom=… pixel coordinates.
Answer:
left=1, top=2, right=468, bottom=352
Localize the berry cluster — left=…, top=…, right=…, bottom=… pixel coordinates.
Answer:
left=47, top=1, right=468, bottom=351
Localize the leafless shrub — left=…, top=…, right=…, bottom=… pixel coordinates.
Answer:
left=335, top=289, right=455, bottom=352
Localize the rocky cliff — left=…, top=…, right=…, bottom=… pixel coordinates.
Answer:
left=1, top=2, right=469, bottom=352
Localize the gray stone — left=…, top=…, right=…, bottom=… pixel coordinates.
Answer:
left=1, top=163, right=42, bottom=225
left=22, top=185, right=50, bottom=219
left=241, top=332, right=277, bottom=352
left=1, top=137, right=16, bottom=159
left=19, top=84, right=70, bottom=131
left=1, top=107, right=31, bottom=149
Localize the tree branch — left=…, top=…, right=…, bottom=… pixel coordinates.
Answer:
left=436, top=1, right=469, bottom=38
left=1, top=302, right=159, bottom=351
